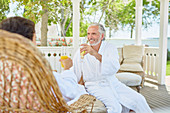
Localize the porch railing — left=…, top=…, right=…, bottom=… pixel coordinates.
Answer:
left=38, top=47, right=74, bottom=72
left=143, top=47, right=159, bottom=81
left=38, top=46, right=159, bottom=82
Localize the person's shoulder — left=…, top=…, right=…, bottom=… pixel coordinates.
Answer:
left=103, top=41, right=117, bottom=49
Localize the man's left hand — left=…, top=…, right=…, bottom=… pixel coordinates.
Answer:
left=80, top=44, right=102, bottom=62
left=80, top=44, right=98, bottom=56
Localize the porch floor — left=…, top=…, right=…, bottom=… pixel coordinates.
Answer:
left=140, top=76, right=170, bottom=113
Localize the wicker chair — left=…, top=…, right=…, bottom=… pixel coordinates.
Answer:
left=0, top=30, right=96, bottom=113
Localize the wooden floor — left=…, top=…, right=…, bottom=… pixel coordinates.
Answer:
left=139, top=79, right=170, bottom=113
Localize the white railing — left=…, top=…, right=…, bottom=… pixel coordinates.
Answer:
left=38, top=46, right=74, bottom=72
left=38, top=46, right=159, bottom=81
left=143, top=47, right=159, bottom=81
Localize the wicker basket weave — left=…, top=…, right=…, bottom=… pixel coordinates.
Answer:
left=0, top=30, right=96, bottom=113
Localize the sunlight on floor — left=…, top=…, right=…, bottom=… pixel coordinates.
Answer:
left=145, top=82, right=158, bottom=90
left=153, top=107, right=170, bottom=113
left=144, top=78, right=159, bottom=90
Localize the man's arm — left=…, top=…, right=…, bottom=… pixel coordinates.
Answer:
left=80, top=44, right=102, bottom=62
left=90, top=50, right=102, bottom=62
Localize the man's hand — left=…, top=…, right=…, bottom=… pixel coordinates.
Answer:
left=59, top=57, right=73, bottom=70
left=80, top=44, right=102, bottom=62
left=80, top=44, right=97, bottom=56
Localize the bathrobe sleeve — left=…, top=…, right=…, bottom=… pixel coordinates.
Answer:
left=60, top=69, right=78, bottom=83
left=101, top=44, right=120, bottom=76
left=53, top=71, right=87, bottom=105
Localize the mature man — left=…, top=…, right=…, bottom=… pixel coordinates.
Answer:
left=72, top=23, right=153, bottom=113
left=0, top=16, right=87, bottom=105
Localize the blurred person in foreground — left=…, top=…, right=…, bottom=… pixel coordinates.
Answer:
left=72, top=23, right=153, bottom=113
left=0, top=16, right=87, bottom=105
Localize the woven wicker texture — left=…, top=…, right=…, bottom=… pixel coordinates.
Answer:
left=0, top=30, right=96, bottom=113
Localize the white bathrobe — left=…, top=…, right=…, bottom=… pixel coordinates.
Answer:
left=53, top=70, right=87, bottom=105
left=72, top=41, right=153, bottom=113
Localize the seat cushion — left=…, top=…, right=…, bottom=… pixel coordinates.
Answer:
left=123, top=45, right=144, bottom=63
left=119, top=63, right=144, bottom=72
left=116, top=72, right=142, bottom=86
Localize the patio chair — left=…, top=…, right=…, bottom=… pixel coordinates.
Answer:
left=118, top=45, right=145, bottom=91
left=0, top=30, right=96, bottom=113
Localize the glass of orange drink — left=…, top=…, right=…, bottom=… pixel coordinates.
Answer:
left=60, top=56, right=68, bottom=68
left=80, top=36, right=88, bottom=59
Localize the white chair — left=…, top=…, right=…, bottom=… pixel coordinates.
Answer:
left=118, top=45, right=145, bottom=91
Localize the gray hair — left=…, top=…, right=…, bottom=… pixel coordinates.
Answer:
left=88, top=23, right=106, bottom=41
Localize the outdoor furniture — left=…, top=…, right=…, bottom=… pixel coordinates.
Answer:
left=0, top=30, right=96, bottom=113
left=86, top=99, right=107, bottom=113
left=116, top=72, right=142, bottom=93
left=118, top=45, right=145, bottom=87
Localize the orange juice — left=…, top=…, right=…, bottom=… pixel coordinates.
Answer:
left=80, top=37, right=88, bottom=59
left=80, top=51, right=85, bottom=59
left=60, top=56, right=68, bottom=67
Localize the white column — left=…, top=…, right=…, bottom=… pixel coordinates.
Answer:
left=158, top=0, right=169, bottom=84
left=71, top=0, right=81, bottom=56
left=135, top=0, right=143, bottom=45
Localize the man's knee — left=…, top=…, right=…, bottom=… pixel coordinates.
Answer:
left=135, top=93, right=147, bottom=105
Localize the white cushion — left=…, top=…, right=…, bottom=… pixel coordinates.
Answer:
left=123, top=45, right=144, bottom=63
left=116, top=72, right=142, bottom=86
left=119, top=63, right=144, bottom=72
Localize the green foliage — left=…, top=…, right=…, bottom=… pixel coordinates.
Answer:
left=167, top=61, right=170, bottom=76
left=14, top=0, right=54, bottom=23
left=105, top=0, right=125, bottom=31
left=13, top=0, right=74, bottom=37
left=167, top=50, right=170, bottom=61
left=142, top=0, right=160, bottom=28
left=65, top=19, right=73, bottom=37
left=12, top=0, right=161, bottom=38
left=65, top=19, right=90, bottom=37
left=114, top=0, right=160, bottom=38
left=80, top=21, right=90, bottom=37
left=11, top=0, right=95, bottom=37
left=84, top=0, right=160, bottom=38
left=0, top=0, right=10, bottom=22
left=167, top=50, right=170, bottom=76
left=118, top=0, right=136, bottom=27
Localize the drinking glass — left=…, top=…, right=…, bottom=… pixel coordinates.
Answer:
left=60, top=46, right=68, bottom=68
left=80, top=36, right=88, bottom=59
left=60, top=56, right=68, bottom=68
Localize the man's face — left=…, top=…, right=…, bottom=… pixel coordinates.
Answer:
left=87, top=26, right=102, bottom=46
